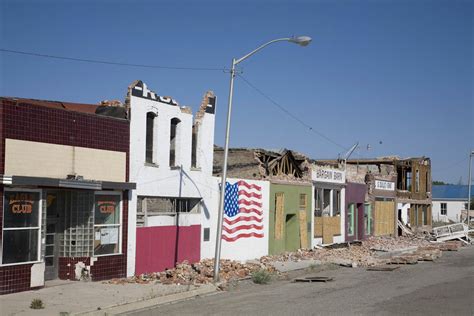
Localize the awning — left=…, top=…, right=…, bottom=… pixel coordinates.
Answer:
left=2, top=175, right=136, bottom=190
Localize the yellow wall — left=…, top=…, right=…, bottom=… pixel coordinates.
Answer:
left=5, top=139, right=126, bottom=182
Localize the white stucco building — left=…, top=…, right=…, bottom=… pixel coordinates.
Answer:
left=126, top=80, right=217, bottom=276
left=432, top=185, right=471, bottom=223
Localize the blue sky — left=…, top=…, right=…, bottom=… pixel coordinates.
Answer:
left=1, top=0, right=472, bottom=183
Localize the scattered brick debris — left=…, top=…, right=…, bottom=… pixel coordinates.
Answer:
left=104, top=237, right=464, bottom=286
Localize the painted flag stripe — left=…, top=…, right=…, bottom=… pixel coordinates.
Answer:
left=238, top=190, right=262, bottom=199
left=224, top=216, right=263, bottom=225
left=239, top=207, right=263, bottom=216
left=222, top=232, right=264, bottom=242
left=222, top=224, right=263, bottom=234
left=238, top=181, right=262, bottom=191
left=239, top=200, right=262, bottom=208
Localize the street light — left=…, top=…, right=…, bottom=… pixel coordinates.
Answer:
left=213, top=36, right=312, bottom=282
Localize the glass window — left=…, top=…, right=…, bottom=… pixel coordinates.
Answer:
left=333, top=190, right=340, bottom=216
left=94, top=194, right=121, bottom=256
left=145, top=112, right=155, bottom=163
left=440, top=203, right=447, bottom=216
left=2, top=191, right=40, bottom=264
left=322, top=189, right=331, bottom=215
left=170, top=118, right=181, bottom=167
left=364, top=203, right=372, bottom=235
left=314, top=188, right=322, bottom=217
left=191, top=124, right=198, bottom=168
left=3, top=192, right=40, bottom=228
left=145, top=197, right=201, bottom=214
left=415, top=170, right=420, bottom=192
left=95, top=195, right=120, bottom=225
left=347, top=203, right=355, bottom=236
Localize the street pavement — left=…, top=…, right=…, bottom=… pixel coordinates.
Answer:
left=133, top=246, right=474, bottom=316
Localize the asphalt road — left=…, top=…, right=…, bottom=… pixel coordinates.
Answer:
left=131, top=246, right=474, bottom=316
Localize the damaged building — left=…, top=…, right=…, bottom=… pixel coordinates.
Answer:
left=0, top=97, right=135, bottom=294
left=127, top=81, right=217, bottom=276
left=311, top=161, right=347, bottom=245
left=214, top=148, right=313, bottom=254
left=317, top=157, right=432, bottom=237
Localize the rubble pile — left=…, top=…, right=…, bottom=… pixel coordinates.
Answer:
left=106, top=237, right=466, bottom=286
left=158, top=259, right=273, bottom=285
left=363, top=236, right=431, bottom=252
left=106, top=259, right=276, bottom=286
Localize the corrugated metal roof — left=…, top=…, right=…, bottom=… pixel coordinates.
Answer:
left=432, top=185, right=474, bottom=200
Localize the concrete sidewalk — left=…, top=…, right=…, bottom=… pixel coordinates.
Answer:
left=0, top=279, right=216, bottom=316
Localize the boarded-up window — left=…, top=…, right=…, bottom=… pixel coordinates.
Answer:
left=298, top=210, right=308, bottom=248
left=299, top=194, right=307, bottom=211
left=275, top=193, right=284, bottom=240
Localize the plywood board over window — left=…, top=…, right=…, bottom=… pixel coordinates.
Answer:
left=374, top=201, right=395, bottom=236
left=275, top=193, right=284, bottom=240
left=298, top=193, right=309, bottom=248
left=298, top=210, right=308, bottom=249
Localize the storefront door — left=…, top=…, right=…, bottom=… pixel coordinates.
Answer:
left=45, top=191, right=62, bottom=280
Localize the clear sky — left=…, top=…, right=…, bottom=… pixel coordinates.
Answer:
left=1, top=0, right=472, bottom=184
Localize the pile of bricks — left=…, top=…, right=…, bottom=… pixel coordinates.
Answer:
left=158, top=259, right=272, bottom=285
left=106, top=237, right=465, bottom=285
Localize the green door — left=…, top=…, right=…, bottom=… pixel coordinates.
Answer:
left=285, top=214, right=299, bottom=251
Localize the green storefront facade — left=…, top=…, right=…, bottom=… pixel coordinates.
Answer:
left=269, top=182, right=313, bottom=255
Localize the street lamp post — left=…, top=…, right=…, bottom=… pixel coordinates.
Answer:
left=213, top=36, right=312, bottom=282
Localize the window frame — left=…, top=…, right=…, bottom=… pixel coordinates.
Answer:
left=364, top=203, right=372, bottom=235
left=1, top=188, right=42, bottom=267
left=347, top=203, right=355, bottom=236
left=169, top=117, right=181, bottom=167
left=440, top=203, right=447, bottom=216
left=145, top=112, right=157, bottom=164
left=415, top=169, right=420, bottom=193
left=93, top=191, right=122, bottom=257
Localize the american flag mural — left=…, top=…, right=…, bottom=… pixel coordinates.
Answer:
left=223, top=180, right=264, bottom=242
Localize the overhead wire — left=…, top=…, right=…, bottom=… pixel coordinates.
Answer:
left=2, top=47, right=354, bottom=156
left=236, top=73, right=350, bottom=152
left=0, top=48, right=225, bottom=71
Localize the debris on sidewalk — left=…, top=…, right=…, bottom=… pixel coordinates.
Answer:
left=105, top=236, right=465, bottom=287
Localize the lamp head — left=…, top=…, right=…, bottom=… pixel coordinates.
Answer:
left=288, top=36, right=312, bottom=47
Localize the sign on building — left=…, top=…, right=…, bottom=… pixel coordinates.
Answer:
left=375, top=180, right=395, bottom=191
left=312, top=167, right=345, bottom=184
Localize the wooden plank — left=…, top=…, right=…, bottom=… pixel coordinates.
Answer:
left=275, top=193, right=284, bottom=240
left=367, top=266, right=400, bottom=271
left=374, top=201, right=395, bottom=236
left=298, top=209, right=308, bottom=249
left=294, top=276, right=334, bottom=283
left=314, top=217, right=323, bottom=237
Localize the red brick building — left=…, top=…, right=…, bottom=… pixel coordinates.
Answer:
left=0, top=98, right=135, bottom=294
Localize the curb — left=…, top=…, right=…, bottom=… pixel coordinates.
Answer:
left=74, top=284, right=218, bottom=316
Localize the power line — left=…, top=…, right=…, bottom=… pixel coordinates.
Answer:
left=0, top=48, right=225, bottom=71
left=237, top=73, right=350, bottom=152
